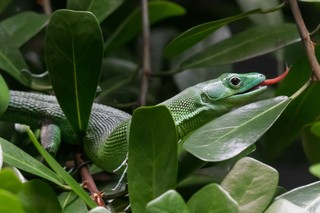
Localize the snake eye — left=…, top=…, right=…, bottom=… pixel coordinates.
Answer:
left=229, top=76, right=242, bottom=88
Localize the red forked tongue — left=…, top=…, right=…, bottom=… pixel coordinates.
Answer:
left=260, top=66, right=290, bottom=86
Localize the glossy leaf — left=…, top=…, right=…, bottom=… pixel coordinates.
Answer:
left=46, top=9, right=103, bottom=136
left=0, top=74, right=9, bottom=118
left=165, top=9, right=264, bottom=58
left=302, top=124, right=320, bottom=164
left=265, top=199, right=309, bottom=213
left=18, top=179, right=62, bottom=213
left=128, top=105, right=178, bottom=213
left=183, top=96, right=290, bottom=161
left=0, top=12, right=49, bottom=47
left=0, top=189, right=25, bottom=213
left=221, top=157, right=278, bottom=213
left=58, top=192, right=87, bottom=213
left=104, top=1, right=185, bottom=52
left=186, top=183, right=239, bottom=213
left=0, top=168, right=22, bottom=194
left=67, top=0, right=124, bottom=23
left=0, top=26, right=29, bottom=86
left=274, top=181, right=320, bottom=211
left=180, top=24, right=299, bottom=69
left=88, top=207, right=112, bottom=213
left=146, top=190, right=189, bottom=213
left=0, top=138, right=64, bottom=187
left=262, top=52, right=320, bottom=159
left=309, top=163, right=320, bottom=179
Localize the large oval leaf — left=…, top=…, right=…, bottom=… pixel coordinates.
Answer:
left=183, top=96, right=290, bottom=161
left=128, top=105, right=178, bottom=213
left=180, top=24, right=299, bottom=69
left=46, top=9, right=103, bottom=136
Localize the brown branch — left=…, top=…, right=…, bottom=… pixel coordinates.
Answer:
left=288, top=0, right=320, bottom=80
left=37, top=0, right=52, bottom=15
left=139, top=0, right=151, bottom=106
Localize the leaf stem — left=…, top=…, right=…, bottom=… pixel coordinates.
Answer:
left=290, top=78, right=312, bottom=100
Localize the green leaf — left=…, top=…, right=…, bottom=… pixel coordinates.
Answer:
left=265, top=199, right=309, bottom=213
left=0, top=12, right=49, bottom=47
left=0, top=26, right=29, bottom=86
left=0, top=189, right=25, bottom=213
left=58, top=192, right=87, bottom=213
left=180, top=24, right=299, bottom=69
left=165, top=9, right=263, bottom=58
left=46, top=9, right=103, bottom=136
left=311, top=121, right=320, bottom=138
left=146, top=190, right=189, bottom=213
left=18, top=179, right=62, bottom=213
left=104, top=0, right=185, bottom=52
left=88, top=207, right=112, bottom=213
left=0, top=74, right=9, bottom=118
left=0, top=138, right=64, bottom=187
left=67, top=0, right=125, bottom=23
left=0, top=168, right=22, bottom=194
left=221, top=157, right=279, bottom=213
left=128, top=105, right=178, bottom=213
left=186, top=183, right=239, bottom=213
left=0, top=144, right=2, bottom=169
left=302, top=124, right=320, bottom=164
left=309, top=163, right=320, bottom=178
left=274, top=181, right=320, bottom=211
left=183, top=96, right=290, bottom=161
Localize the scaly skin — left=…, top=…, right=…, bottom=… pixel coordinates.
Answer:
left=1, top=73, right=267, bottom=173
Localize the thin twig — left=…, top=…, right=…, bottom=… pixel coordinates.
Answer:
left=37, top=0, right=52, bottom=15
left=288, top=0, right=320, bottom=80
left=139, top=0, right=151, bottom=106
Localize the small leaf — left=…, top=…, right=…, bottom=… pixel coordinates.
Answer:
left=186, top=183, right=239, bottom=213
left=183, top=96, right=290, bottom=161
left=46, top=9, right=103, bottom=136
left=18, top=179, right=62, bottom=213
left=0, top=12, right=49, bottom=47
left=104, top=1, right=185, bottom=52
left=128, top=105, right=178, bottom=213
left=180, top=24, right=299, bottom=69
left=58, top=192, right=87, bottom=213
left=0, top=138, right=64, bottom=187
left=146, top=190, right=189, bottom=213
left=274, top=181, right=320, bottom=211
left=0, top=74, right=9, bottom=118
left=309, top=163, right=320, bottom=179
left=0, top=189, right=25, bottom=213
left=67, top=0, right=125, bottom=23
left=0, top=168, right=23, bottom=194
left=164, top=9, right=263, bottom=58
left=221, top=157, right=279, bottom=213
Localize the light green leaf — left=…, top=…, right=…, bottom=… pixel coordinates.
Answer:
left=67, top=0, right=125, bottom=23
left=265, top=199, right=309, bottom=213
left=180, top=24, right=299, bottom=69
left=128, top=105, right=178, bottom=213
left=164, top=9, right=263, bottom=58
left=0, top=189, right=25, bottom=213
left=58, top=192, right=87, bottom=213
left=221, top=157, right=279, bottom=213
left=104, top=1, right=185, bottom=52
left=183, top=96, right=290, bottom=161
left=0, top=74, right=9, bottom=118
left=46, top=9, right=103, bottom=136
left=274, top=181, right=320, bottom=212
left=309, top=163, right=320, bottom=179
left=0, top=143, right=2, bottom=169
left=146, top=190, right=189, bottom=213
left=0, top=138, right=64, bottom=187
left=0, top=12, right=49, bottom=47
left=0, top=168, right=22, bottom=194
left=186, top=183, right=239, bottom=213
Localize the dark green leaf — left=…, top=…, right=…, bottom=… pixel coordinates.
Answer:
left=58, top=192, right=87, bottom=213
left=302, top=124, right=320, bottom=164
left=221, top=157, right=278, bottom=213
left=46, top=9, right=103, bottom=135
left=0, top=12, right=49, bottom=47
left=0, top=138, right=64, bottom=187
left=311, top=121, right=320, bottom=138
left=146, top=190, right=189, bottom=213
left=67, top=0, right=125, bottom=23
left=309, top=163, right=320, bottom=178
left=0, top=168, right=22, bottom=194
left=183, top=96, right=290, bottom=161
left=0, top=189, right=25, bottom=213
left=104, top=1, right=185, bottom=52
left=164, top=9, right=263, bottom=58
left=18, top=179, right=62, bottom=213
left=0, top=0, right=11, bottom=13
left=180, top=24, right=299, bottom=69
left=0, top=74, right=9, bottom=118
left=273, top=181, right=320, bottom=211
left=0, top=26, right=29, bottom=86
left=128, top=105, right=178, bottom=213
left=186, top=183, right=239, bottom=213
